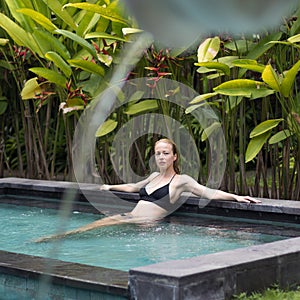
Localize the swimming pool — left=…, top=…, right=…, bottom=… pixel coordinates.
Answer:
left=0, top=203, right=294, bottom=272
left=0, top=177, right=300, bottom=299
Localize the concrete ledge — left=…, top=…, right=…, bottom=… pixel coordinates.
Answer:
left=0, top=250, right=128, bottom=299
left=129, top=237, right=300, bottom=300
left=1, top=177, right=300, bottom=222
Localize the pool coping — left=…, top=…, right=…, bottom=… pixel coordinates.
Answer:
left=0, top=250, right=129, bottom=297
left=1, top=177, right=300, bottom=221
left=0, top=177, right=300, bottom=299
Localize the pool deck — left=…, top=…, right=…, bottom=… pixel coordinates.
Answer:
left=0, top=177, right=300, bottom=299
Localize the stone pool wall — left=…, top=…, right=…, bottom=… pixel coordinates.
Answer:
left=129, top=237, right=300, bottom=299
left=0, top=250, right=128, bottom=300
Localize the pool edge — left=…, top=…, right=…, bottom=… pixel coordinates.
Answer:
left=0, top=250, right=128, bottom=297
left=129, top=237, right=300, bottom=299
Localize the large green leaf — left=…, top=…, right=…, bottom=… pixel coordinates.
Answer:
left=125, top=100, right=158, bottom=115
left=68, top=59, right=105, bottom=77
left=246, top=32, right=282, bottom=60
left=281, top=60, right=300, bottom=97
left=224, top=39, right=254, bottom=53
left=33, top=29, right=71, bottom=60
left=45, top=52, right=72, bottom=78
left=249, top=119, right=283, bottom=138
left=76, top=10, right=100, bottom=37
left=127, top=91, right=145, bottom=103
left=190, top=92, right=218, bottom=104
left=0, top=13, right=33, bottom=49
left=0, top=10, right=44, bottom=56
left=197, top=36, right=220, bottom=63
left=269, top=129, right=292, bottom=144
left=29, top=67, right=67, bottom=88
left=95, top=119, right=118, bottom=137
left=64, top=3, right=131, bottom=26
left=232, top=59, right=265, bottom=73
left=20, top=77, right=42, bottom=100
left=31, top=0, right=49, bottom=18
left=287, top=33, right=300, bottom=44
left=55, top=29, right=97, bottom=59
left=196, top=56, right=238, bottom=75
left=85, top=32, right=126, bottom=42
left=201, top=122, right=222, bottom=141
left=185, top=103, right=204, bottom=114
left=4, top=0, right=35, bottom=32
left=42, top=0, right=77, bottom=30
left=238, top=32, right=282, bottom=78
left=214, top=79, right=264, bottom=97
left=262, top=65, right=281, bottom=92
left=217, top=56, right=239, bottom=67
left=245, top=131, right=271, bottom=163
left=249, top=88, right=275, bottom=100
left=17, top=8, right=57, bottom=32
left=194, top=62, right=230, bottom=76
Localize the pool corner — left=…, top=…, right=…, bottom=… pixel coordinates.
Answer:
left=129, top=237, right=300, bottom=299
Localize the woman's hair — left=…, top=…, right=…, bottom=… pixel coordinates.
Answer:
left=155, top=138, right=181, bottom=174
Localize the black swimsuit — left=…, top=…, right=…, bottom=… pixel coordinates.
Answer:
left=139, top=174, right=176, bottom=202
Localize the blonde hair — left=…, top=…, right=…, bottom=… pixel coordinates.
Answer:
left=155, top=138, right=180, bottom=174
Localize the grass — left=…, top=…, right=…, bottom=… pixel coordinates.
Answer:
left=233, top=286, right=300, bottom=300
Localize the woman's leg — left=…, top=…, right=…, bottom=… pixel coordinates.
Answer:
left=35, top=201, right=167, bottom=243
left=34, top=213, right=148, bottom=243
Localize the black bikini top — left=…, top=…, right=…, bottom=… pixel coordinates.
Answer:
left=139, top=174, right=176, bottom=202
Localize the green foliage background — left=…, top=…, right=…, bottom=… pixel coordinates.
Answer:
left=0, top=0, right=299, bottom=200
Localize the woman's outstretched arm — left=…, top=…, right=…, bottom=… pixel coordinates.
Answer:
left=100, top=172, right=159, bottom=193
left=182, top=175, right=261, bottom=203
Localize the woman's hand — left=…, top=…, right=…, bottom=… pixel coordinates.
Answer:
left=234, top=195, right=261, bottom=203
left=100, top=184, right=110, bottom=191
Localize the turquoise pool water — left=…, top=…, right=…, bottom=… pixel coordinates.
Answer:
left=0, top=203, right=289, bottom=271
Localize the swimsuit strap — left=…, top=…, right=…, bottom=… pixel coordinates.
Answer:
left=147, top=173, right=176, bottom=186
left=149, top=173, right=176, bottom=187
left=168, top=173, right=176, bottom=184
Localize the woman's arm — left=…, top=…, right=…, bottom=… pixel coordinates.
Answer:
left=182, top=175, right=261, bottom=203
left=101, top=183, right=140, bottom=193
left=100, top=172, right=159, bottom=193
left=203, top=189, right=261, bottom=203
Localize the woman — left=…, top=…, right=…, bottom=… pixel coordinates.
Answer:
left=36, top=138, right=260, bottom=242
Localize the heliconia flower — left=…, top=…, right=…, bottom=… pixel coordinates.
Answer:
left=157, top=72, right=172, bottom=77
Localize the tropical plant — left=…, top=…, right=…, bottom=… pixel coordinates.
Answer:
left=0, top=0, right=299, bottom=200
left=0, top=0, right=137, bottom=179
left=187, top=26, right=300, bottom=199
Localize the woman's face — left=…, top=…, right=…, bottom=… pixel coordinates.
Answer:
left=154, top=141, right=177, bottom=171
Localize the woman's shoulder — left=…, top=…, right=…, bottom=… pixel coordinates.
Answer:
left=147, top=172, right=160, bottom=180
left=173, top=173, right=195, bottom=184
left=176, top=173, right=193, bottom=180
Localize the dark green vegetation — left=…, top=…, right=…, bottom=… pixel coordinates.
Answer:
left=0, top=0, right=299, bottom=199
left=234, top=285, right=300, bottom=300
